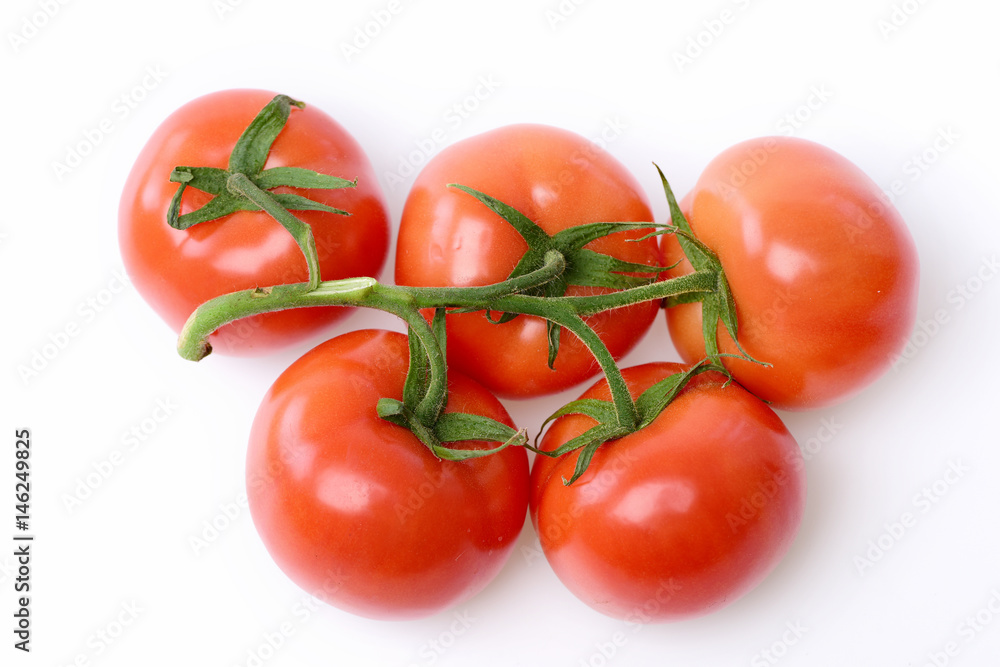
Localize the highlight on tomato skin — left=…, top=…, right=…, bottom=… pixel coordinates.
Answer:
left=529, top=362, right=806, bottom=622
left=245, top=329, right=530, bottom=621
left=394, top=123, right=662, bottom=399
left=118, top=89, right=391, bottom=356
left=660, top=135, right=920, bottom=410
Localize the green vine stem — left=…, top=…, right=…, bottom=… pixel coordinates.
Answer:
left=176, top=259, right=717, bottom=436
left=224, top=172, right=323, bottom=289
left=160, top=93, right=755, bottom=476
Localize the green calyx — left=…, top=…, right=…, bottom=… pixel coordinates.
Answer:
left=652, top=164, right=767, bottom=368
left=531, top=360, right=727, bottom=485
left=166, top=94, right=357, bottom=288
left=448, top=184, right=671, bottom=369
left=376, top=310, right=528, bottom=461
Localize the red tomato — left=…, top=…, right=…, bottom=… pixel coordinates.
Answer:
left=395, top=124, right=660, bottom=398
left=119, top=89, right=390, bottom=355
left=662, top=136, right=919, bottom=409
left=246, top=329, right=529, bottom=620
left=530, top=362, right=805, bottom=621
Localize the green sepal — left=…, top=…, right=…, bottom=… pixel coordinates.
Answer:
left=449, top=184, right=669, bottom=369
left=170, top=166, right=230, bottom=194
left=375, top=398, right=445, bottom=457
left=563, top=248, right=669, bottom=290
left=531, top=362, right=732, bottom=485
left=167, top=188, right=349, bottom=230
left=434, top=412, right=522, bottom=445
left=376, top=397, right=410, bottom=429
left=541, top=421, right=630, bottom=486
left=228, top=94, right=305, bottom=176
left=269, top=193, right=350, bottom=216
left=564, top=436, right=609, bottom=485
left=633, top=361, right=723, bottom=429
left=447, top=184, right=550, bottom=248
left=431, top=427, right=527, bottom=461
left=254, top=167, right=356, bottom=191
left=545, top=321, right=561, bottom=370
left=531, top=398, right=621, bottom=456
left=486, top=310, right=520, bottom=325
left=167, top=167, right=242, bottom=230
left=169, top=188, right=249, bottom=230
left=654, top=164, right=767, bottom=367
left=551, top=221, right=671, bottom=249
left=166, top=96, right=354, bottom=233
left=376, top=398, right=527, bottom=461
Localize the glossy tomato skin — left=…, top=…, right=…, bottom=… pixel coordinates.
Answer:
left=662, top=136, right=919, bottom=410
left=395, top=124, right=660, bottom=398
left=530, top=363, right=805, bottom=621
left=247, top=329, right=529, bottom=620
left=119, top=89, right=390, bottom=355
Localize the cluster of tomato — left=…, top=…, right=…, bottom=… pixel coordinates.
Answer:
left=119, top=89, right=919, bottom=622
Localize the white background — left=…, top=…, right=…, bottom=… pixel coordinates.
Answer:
left=3, top=0, right=1000, bottom=665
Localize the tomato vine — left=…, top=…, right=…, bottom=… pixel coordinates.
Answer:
left=124, top=89, right=920, bottom=624
left=167, top=93, right=761, bottom=479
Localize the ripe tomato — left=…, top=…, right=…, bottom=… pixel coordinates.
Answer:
left=246, top=329, right=529, bottom=620
left=119, top=89, right=390, bottom=355
left=395, top=124, right=660, bottom=398
left=661, top=136, right=919, bottom=409
left=530, top=362, right=805, bottom=621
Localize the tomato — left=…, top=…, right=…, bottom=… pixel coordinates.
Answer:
left=119, top=89, right=390, bottom=355
left=661, top=136, right=919, bottom=409
left=395, top=124, right=660, bottom=398
left=530, top=362, right=805, bottom=621
left=246, top=329, right=529, bottom=620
